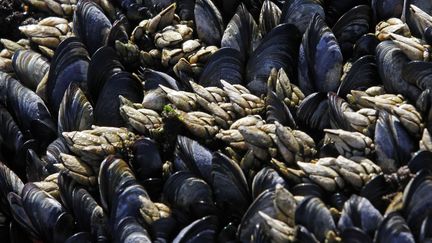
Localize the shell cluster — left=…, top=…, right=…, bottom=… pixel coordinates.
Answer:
left=1, top=0, right=432, bottom=242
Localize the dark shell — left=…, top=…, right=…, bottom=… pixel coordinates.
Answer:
left=371, top=0, right=404, bottom=22
left=295, top=196, right=336, bottom=242
left=408, top=151, right=432, bottom=173
left=403, top=170, right=432, bottom=237
left=198, top=47, right=244, bottom=87
left=280, top=0, right=325, bottom=34
left=328, top=93, right=354, bottom=131
left=403, top=0, right=432, bottom=37
left=87, top=46, right=124, bottom=103
left=337, top=55, right=379, bottom=98
left=139, top=67, right=181, bottom=91
left=194, top=0, right=224, bottom=46
left=174, top=135, right=213, bottom=180
left=332, top=5, right=372, bottom=60
left=211, top=152, right=250, bottom=219
left=246, top=23, right=301, bottom=95
left=266, top=90, right=296, bottom=127
left=259, top=0, right=281, bottom=36
left=297, top=92, right=330, bottom=135
left=12, top=49, right=50, bottom=90
left=115, top=216, right=151, bottom=242
left=291, top=182, right=325, bottom=199
left=402, top=61, right=432, bottom=91
left=375, top=212, right=415, bottom=243
left=376, top=40, right=421, bottom=104
left=163, top=171, right=214, bottom=219
left=46, top=37, right=90, bottom=117
left=374, top=110, right=416, bottom=173
left=172, top=215, right=218, bottom=242
left=132, top=137, right=163, bottom=181
left=0, top=72, right=56, bottom=147
left=338, top=195, right=383, bottom=237
left=325, top=0, right=369, bottom=27
left=221, top=3, right=259, bottom=62
left=298, top=14, right=343, bottom=95
left=58, top=83, right=93, bottom=134
left=0, top=162, right=24, bottom=217
left=94, top=71, right=143, bottom=127
left=252, top=167, right=287, bottom=199
left=352, top=34, right=380, bottom=60
left=74, top=0, right=112, bottom=55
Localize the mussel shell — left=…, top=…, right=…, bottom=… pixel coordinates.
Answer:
left=332, top=5, right=372, bottom=60
left=71, top=187, right=108, bottom=240
left=0, top=162, right=24, bottom=217
left=280, top=0, right=325, bottom=34
left=338, top=195, right=383, bottom=237
left=74, top=0, right=112, bottom=55
left=425, top=26, right=432, bottom=45
left=211, top=152, right=250, bottom=219
left=327, top=93, right=353, bottom=131
left=325, top=0, right=370, bottom=27
left=252, top=167, right=287, bottom=199
left=352, top=34, right=380, bottom=60
left=172, top=215, right=218, bottom=243
left=21, top=183, right=71, bottom=242
left=298, top=14, right=343, bottom=95
left=111, top=184, right=150, bottom=231
left=266, top=90, right=296, bottom=127
left=7, top=192, right=40, bottom=240
left=403, top=170, right=432, bottom=237
left=163, top=171, right=214, bottom=219
left=194, top=0, right=224, bottom=46
left=132, top=137, right=163, bottom=181
left=296, top=225, right=319, bottom=243
left=291, top=183, right=325, bottom=199
left=87, top=46, right=124, bottom=103
left=0, top=72, right=56, bottom=147
left=374, top=212, right=415, bottom=243
left=376, top=40, right=421, bottom=102
left=94, top=71, right=143, bottom=127
left=360, top=175, right=395, bottom=213
left=403, top=0, right=432, bottom=37
left=259, top=0, right=281, bottom=36
left=238, top=189, right=275, bottom=242
left=341, top=227, right=373, bottom=243
left=58, top=83, right=93, bottom=134
left=98, top=156, right=144, bottom=213
left=105, top=18, right=128, bottom=48
left=115, top=216, right=151, bottom=243
left=211, top=0, right=241, bottom=22
left=238, top=186, right=295, bottom=242
left=221, top=3, right=259, bottom=62
left=174, top=136, right=213, bottom=181
left=420, top=211, right=432, bottom=242
left=246, top=23, right=301, bottom=95
left=139, top=68, right=181, bottom=91
left=177, top=0, right=195, bottom=20
left=402, top=61, right=432, bottom=91
left=297, top=92, right=330, bottom=136
left=337, top=55, right=379, bottom=98
left=295, top=196, right=336, bottom=241
left=198, top=47, right=244, bottom=87
left=46, top=37, right=90, bottom=117
left=374, top=111, right=415, bottom=173
left=12, top=49, right=49, bottom=90
left=371, top=0, right=404, bottom=22
left=408, top=150, right=432, bottom=173
left=65, top=232, right=92, bottom=243
left=0, top=105, right=26, bottom=166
